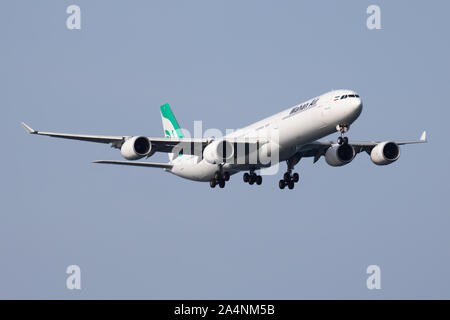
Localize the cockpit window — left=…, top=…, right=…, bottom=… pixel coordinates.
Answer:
left=335, top=94, right=360, bottom=101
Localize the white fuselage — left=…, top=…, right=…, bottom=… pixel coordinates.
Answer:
left=170, top=89, right=363, bottom=181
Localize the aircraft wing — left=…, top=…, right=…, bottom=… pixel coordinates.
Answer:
left=297, top=131, right=427, bottom=163
left=93, top=160, right=173, bottom=169
left=21, top=122, right=212, bottom=153
left=21, top=122, right=126, bottom=144
left=21, top=122, right=263, bottom=156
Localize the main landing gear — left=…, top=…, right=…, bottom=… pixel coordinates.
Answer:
left=209, top=170, right=230, bottom=189
left=243, top=169, right=262, bottom=186
left=336, top=124, right=350, bottom=145
left=279, top=155, right=301, bottom=190
left=278, top=170, right=299, bottom=190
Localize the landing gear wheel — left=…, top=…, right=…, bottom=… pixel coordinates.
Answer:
left=243, top=173, right=249, bottom=183
left=343, top=137, right=349, bottom=144
left=256, top=175, right=262, bottom=185
left=219, top=180, right=225, bottom=188
left=283, top=172, right=291, bottom=181
left=210, top=179, right=216, bottom=188
left=223, top=172, right=230, bottom=181
left=214, top=172, right=221, bottom=181
left=337, top=136, right=344, bottom=145
left=281, top=157, right=301, bottom=189
left=249, top=175, right=255, bottom=185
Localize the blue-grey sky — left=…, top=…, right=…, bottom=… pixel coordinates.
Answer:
left=1, top=0, right=449, bottom=299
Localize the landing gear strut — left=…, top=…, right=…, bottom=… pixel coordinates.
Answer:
left=336, top=124, right=350, bottom=145
left=243, top=169, right=262, bottom=186
left=279, top=156, right=301, bottom=190
left=210, top=166, right=230, bottom=189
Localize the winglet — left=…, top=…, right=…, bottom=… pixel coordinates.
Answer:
left=420, top=131, right=427, bottom=142
left=21, top=122, right=37, bottom=134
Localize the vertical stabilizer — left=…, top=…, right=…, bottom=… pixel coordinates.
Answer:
left=160, top=103, right=184, bottom=161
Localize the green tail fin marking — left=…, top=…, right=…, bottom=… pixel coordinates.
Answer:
left=160, top=103, right=184, bottom=138
left=160, top=103, right=184, bottom=161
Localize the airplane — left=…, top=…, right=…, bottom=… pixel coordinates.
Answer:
left=21, top=89, right=427, bottom=190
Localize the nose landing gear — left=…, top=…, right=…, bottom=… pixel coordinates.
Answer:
left=336, top=124, right=350, bottom=145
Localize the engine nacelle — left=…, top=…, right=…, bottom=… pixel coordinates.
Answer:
left=120, top=136, right=152, bottom=160
left=370, top=141, right=400, bottom=165
left=203, top=140, right=234, bottom=164
left=325, top=143, right=356, bottom=167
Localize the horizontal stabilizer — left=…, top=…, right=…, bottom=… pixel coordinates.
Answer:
left=93, top=160, right=173, bottom=169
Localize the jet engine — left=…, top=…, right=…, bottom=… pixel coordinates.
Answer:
left=203, top=140, right=234, bottom=164
left=325, top=143, right=356, bottom=167
left=370, top=141, right=400, bottom=165
left=120, top=136, right=152, bottom=160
